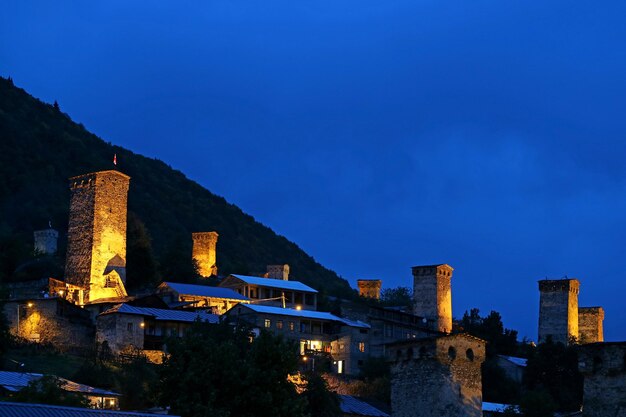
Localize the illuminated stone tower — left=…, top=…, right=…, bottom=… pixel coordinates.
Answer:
left=538, top=279, right=579, bottom=345
left=357, top=279, right=382, bottom=299
left=389, top=334, right=486, bottom=417
left=578, top=306, right=604, bottom=344
left=412, top=264, right=454, bottom=333
left=192, top=232, right=219, bottom=277
left=64, top=170, right=130, bottom=304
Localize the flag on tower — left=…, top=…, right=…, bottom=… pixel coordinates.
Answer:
left=113, top=153, right=117, bottom=166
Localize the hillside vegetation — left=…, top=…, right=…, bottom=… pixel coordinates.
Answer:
left=0, top=76, right=354, bottom=299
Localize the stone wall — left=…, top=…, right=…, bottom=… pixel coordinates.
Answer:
left=96, top=313, right=144, bottom=353
left=65, top=170, right=130, bottom=303
left=578, top=342, right=626, bottom=417
left=389, top=334, right=485, bottom=417
left=538, top=279, right=579, bottom=345
left=192, top=232, right=219, bottom=277
left=3, top=298, right=94, bottom=350
left=578, top=307, right=604, bottom=344
left=267, top=264, right=289, bottom=280
left=412, top=264, right=453, bottom=333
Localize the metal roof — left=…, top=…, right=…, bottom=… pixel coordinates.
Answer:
left=238, top=304, right=370, bottom=329
left=161, top=282, right=249, bottom=301
left=99, top=304, right=219, bottom=324
left=0, top=372, right=120, bottom=397
left=0, top=402, right=179, bottom=417
left=339, top=395, right=389, bottom=417
left=498, top=355, right=528, bottom=367
left=226, top=274, right=318, bottom=293
left=483, top=402, right=519, bottom=413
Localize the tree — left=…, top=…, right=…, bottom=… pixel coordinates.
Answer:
left=380, top=287, right=412, bottom=308
left=523, top=338, right=583, bottom=412
left=126, top=212, right=159, bottom=290
left=158, top=321, right=309, bottom=417
left=13, top=375, right=89, bottom=407
left=302, top=372, right=341, bottom=417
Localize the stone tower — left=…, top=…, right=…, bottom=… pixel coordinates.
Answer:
left=357, top=279, right=382, bottom=299
left=412, top=264, right=453, bottom=333
left=192, top=232, right=219, bottom=277
left=538, top=279, right=580, bottom=345
left=389, top=334, right=485, bottom=417
left=34, top=228, right=59, bottom=255
left=578, top=307, right=604, bottom=344
left=64, top=170, right=130, bottom=304
left=577, top=342, right=626, bottom=417
left=266, top=264, right=289, bottom=280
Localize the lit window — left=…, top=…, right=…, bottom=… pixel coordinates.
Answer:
left=289, top=322, right=295, bottom=331
left=264, top=319, right=271, bottom=328
left=358, top=342, right=365, bottom=353
left=277, top=320, right=283, bottom=330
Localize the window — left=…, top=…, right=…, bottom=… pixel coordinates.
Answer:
left=127, top=323, right=133, bottom=332
left=264, top=319, right=271, bottom=328
left=277, top=320, right=283, bottom=330
left=289, top=321, right=295, bottom=331
left=358, top=342, right=365, bottom=353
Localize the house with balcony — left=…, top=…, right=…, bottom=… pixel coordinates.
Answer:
left=156, top=281, right=249, bottom=314
left=218, top=274, right=318, bottom=310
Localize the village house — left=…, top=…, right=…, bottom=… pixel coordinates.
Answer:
left=219, top=274, right=318, bottom=310
left=226, top=303, right=370, bottom=375
left=96, top=303, right=218, bottom=363
left=156, top=281, right=249, bottom=314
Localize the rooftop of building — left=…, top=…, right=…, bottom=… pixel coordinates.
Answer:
left=0, top=402, right=179, bottom=417
left=233, top=304, right=370, bottom=328
left=497, top=355, right=528, bottom=367
left=0, top=371, right=120, bottom=397
left=339, top=395, right=389, bottom=417
left=99, top=303, right=219, bottom=324
left=159, top=281, right=249, bottom=301
left=223, top=274, right=318, bottom=293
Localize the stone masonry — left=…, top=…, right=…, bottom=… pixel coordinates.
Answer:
left=578, top=307, right=604, bottom=344
left=389, top=333, right=485, bottom=417
left=192, top=232, right=219, bottom=277
left=64, top=170, right=130, bottom=304
left=538, top=279, right=579, bottom=345
left=34, top=228, right=59, bottom=255
left=412, top=264, right=453, bottom=333
left=266, top=264, right=289, bottom=280
left=578, top=342, right=626, bottom=417
left=357, top=279, right=382, bottom=300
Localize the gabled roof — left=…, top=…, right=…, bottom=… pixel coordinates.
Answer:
left=235, top=304, right=370, bottom=329
left=339, top=395, right=389, bottom=417
left=0, top=371, right=120, bottom=397
left=99, top=304, right=219, bottom=324
left=160, top=281, right=249, bottom=301
left=0, top=402, right=180, bottom=417
left=224, top=274, right=318, bottom=293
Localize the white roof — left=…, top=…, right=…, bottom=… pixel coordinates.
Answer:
left=161, top=282, right=249, bottom=301
left=226, top=274, right=318, bottom=293
left=483, top=402, right=520, bottom=413
left=100, top=304, right=219, bottom=324
left=499, top=355, right=528, bottom=367
left=239, top=304, right=370, bottom=328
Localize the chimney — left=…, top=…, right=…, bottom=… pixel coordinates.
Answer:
left=357, top=279, right=382, bottom=300
left=267, top=264, right=290, bottom=280
left=34, top=228, right=59, bottom=256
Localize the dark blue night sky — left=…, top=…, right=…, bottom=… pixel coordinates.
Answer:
left=3, top=1, right=626, bottom=341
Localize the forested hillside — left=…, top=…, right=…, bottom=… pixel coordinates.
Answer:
left=0, top=76, right=355, bottom=299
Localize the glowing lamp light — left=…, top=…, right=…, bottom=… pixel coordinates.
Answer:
left=27, top=302, right=33, bottom=308
left=140, top=322, right=145, bottom=328
left=295, top=305, right=302, bottom=311
left=58, top=290, right=64, bottom=296
left=302, top=356, right=308, bottom=362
